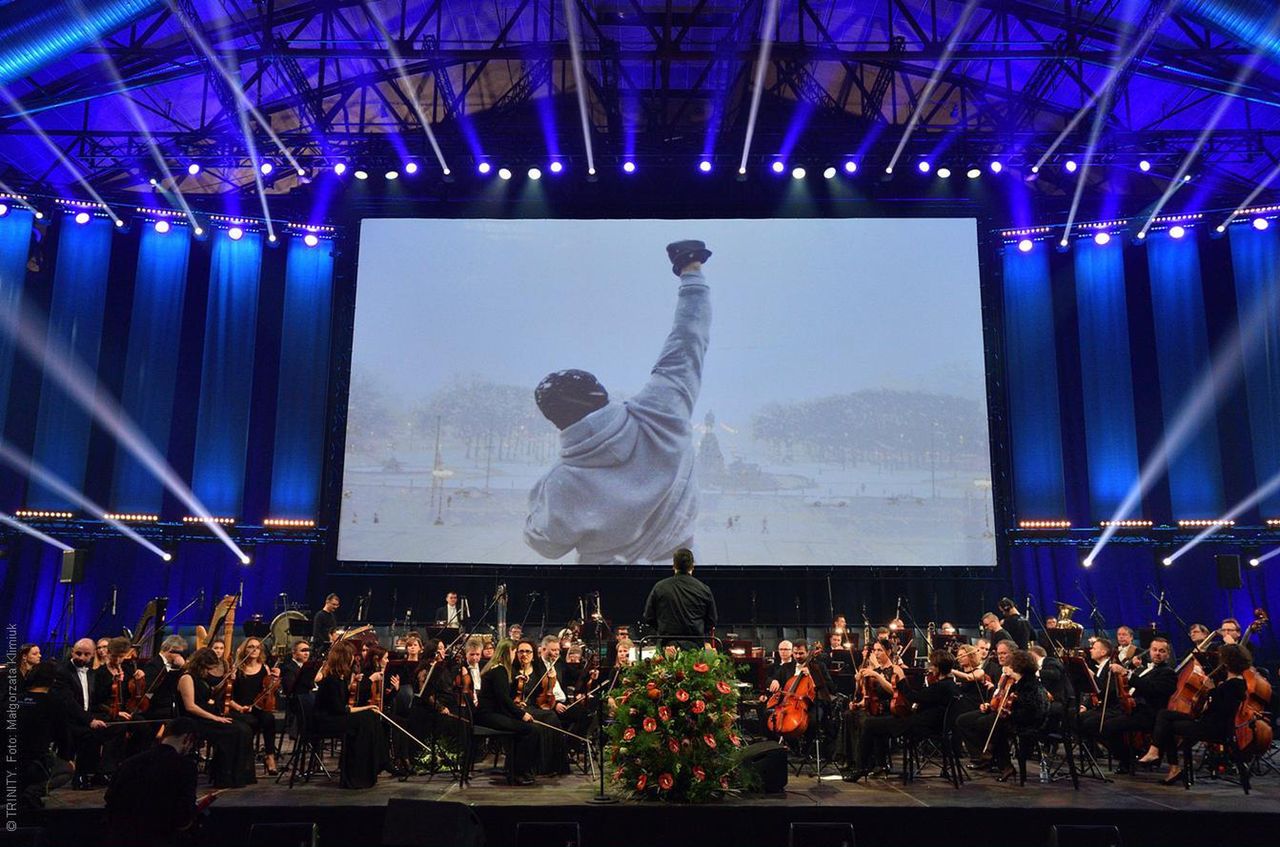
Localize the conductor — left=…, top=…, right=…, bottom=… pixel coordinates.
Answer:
left=643, top=548, right=717, bottom=650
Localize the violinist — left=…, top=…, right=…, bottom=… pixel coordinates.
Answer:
left=955, top=639, right=1015, bottom=762
left=17, top=663, right=74, bottom=806
left=1085, top=637, right=1177, bottom=774
left=481, top=635, right=496, bottom=664
left=841, top=638, right=899, bottom=772
left=886, top=619, right=915, bottom=666
left=847, top=650, right=960, bottom=781
left=960, top=648, right=1045, bottom=780
left=94, top=638, right=111, bottom=670
left=1137, top=643, right=1251, bottom=784
left=606, top=639, right=634, bottom=717
left=976, top=637, right=1000, bottom=683
left=228, top=638, right=280, bottom=776
left=1078, top=637, right=1123, bottom=729
left=950, top=644, right=988, bottom=713
left=17, top=642, right=41, bottom=692
left=209, top=639, right=227, bottom=662
left=475, top=639, right=537, bottom=785
left=519, top=639, right=571, bottom=776
left=176, top=648, right=256, bottom=788
left=313, top=640, right=391, bottom=789
left=1114, top=626, right=1138, bottom=666
left=141, top=636, right=188, bottom=719
left=93, top=637, right=146, bottom=721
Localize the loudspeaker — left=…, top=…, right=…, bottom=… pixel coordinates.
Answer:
left=739, top=740, right=789, bottom=793
left=1216, top=554, right=1243, bottom=590
left=248, top=823, right=317, bottom=847
left=59, top=550, right=85, bottom=585
left=788, top=822, right=855, bottom=847
left=1048, top=824, right=1122, bottom=847
left=516, top=822, right=580, bottom=847
left=383, top=799, right=485, bottom=847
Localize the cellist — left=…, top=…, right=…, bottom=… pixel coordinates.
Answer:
left=1138, top=643, right=1251, bottom=784
left=791, top=642, right=835, bottom=743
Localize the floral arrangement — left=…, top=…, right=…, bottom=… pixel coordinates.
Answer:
left=605, top=647, right=754, bottom=802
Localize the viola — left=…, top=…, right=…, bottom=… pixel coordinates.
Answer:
left=766, top=664, right=816, bottom=738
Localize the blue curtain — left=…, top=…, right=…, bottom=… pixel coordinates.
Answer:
left=1145, top=232, right=1224, bottom=518
left=191, top=231, right=262, bottom=517
left=269, top=237, right=333, bottom=518
left=0, top=208, right=33, bottom=434
left=1073, top=240, right=1140, bottom=519
left=1001, top=243, right=1066, bottom=518
left=29, top=215, right=113, bottom=508
left=112, top=225, right=191, bottom=513
left=1229, top=225, right=1280, bottom=516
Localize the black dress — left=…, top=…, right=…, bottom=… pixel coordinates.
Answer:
left=475, top=666, right=539, bottom=780
left=313, top=674, right=389, bottom=789
left=231, top=665, right=278, bottom=756
left=1151, top=676, right=1246, bottom=761
left=178, top=675, right=256, bottom=788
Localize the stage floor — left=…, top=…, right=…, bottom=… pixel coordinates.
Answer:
left=33, top=763, right=1280, bottom=847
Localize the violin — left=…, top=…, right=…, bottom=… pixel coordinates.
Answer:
left=513, top=670, right=529, bottom=709
left=125, top=668, right=150, bottom=714
left=889, top=653, right=912, bottom=718
left=107, top=667, right=125, bottom=720
left=987, top=673, right=1018, bottom=718
left=765, top=660, right=816, bottom=738
left=253, top=672, right=280, bottom=712
left=535, top=664, right=558, bottom=710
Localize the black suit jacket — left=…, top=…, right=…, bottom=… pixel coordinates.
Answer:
left=54, top=660, right=96, bottom=727
left=1130, top=662, right=1177, bottom=719
left=1003, top=615, right=1033, bottom=649
left=1038, top=656, right=1075, bottom=707
left=770, top=660, right=798, bottom=687
left=434, top=605, right=465, bottom=625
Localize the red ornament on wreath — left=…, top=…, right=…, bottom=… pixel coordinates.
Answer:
left=693, top=766, right=706, bottom=782
left=658, top=705, right=671, bottom=722
left=637, top=774, right=648, bottom=791
left=622, top=727, right=636, bottom=742
left=643, top=717, right=658, bottom=733
left=716, top=680, right=733, bottom=695
left=675, top=688, right=690, bottom=702
left=693, top=662, right=710, bottom=673
left=703, top=733, right=717, bottom=748
left=659, top=773, right=674, bottom=790
left=668, top=739, right=679, bottom=754
left=691, top=700, right=706, bottom=714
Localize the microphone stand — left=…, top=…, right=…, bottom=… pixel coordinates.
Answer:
left=1147, top=586, right=1190, bottom=645
left=587, top=612, right=616, bottom=804
left=1024, top=595, right=1067, bottom=657
left=896, top=598, right=924, bottom=667
left=1077, top=580, right=1106, bottom=638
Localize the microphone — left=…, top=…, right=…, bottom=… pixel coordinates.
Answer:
left=199, top=588, right=205, bottom=609
left=1025, top=594, right=1032, bottom=616
left=528, top=590, right=540, bottom=599
left=895, top=596, right=902, bottom=619
left=1157, top=590, right=1166, bottom=617
left=111, top=585, right=117, bottom=616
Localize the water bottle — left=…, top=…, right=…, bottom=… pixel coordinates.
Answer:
left=1038, top=756, right=1049, bottom=783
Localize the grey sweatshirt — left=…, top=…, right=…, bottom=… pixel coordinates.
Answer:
left=524, top=271, right=711, bottom=563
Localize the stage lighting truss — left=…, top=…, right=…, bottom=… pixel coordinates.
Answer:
left=15, top=509, right=74, bottom=520
left=1099, top=519, right=1154, bottom=528
left=1176, top=519, right=1235, bottom=528
left=263, top=518, right=317, bottom=528
left=103, top=513, right=159, bottom=522
left=1018, top=519, right=1071, bottom=529
left=183, top=515, right=236, bottom=526
left=1267, top=519, right=1280, bottom=528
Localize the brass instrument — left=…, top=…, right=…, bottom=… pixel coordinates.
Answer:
left=1053, top=602, right=1083, bottom=628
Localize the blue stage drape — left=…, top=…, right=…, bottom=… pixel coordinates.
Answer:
left=112, top=225, right=191, bottom=513
left=1073, top=240, right=1140, bottom=519
left=1228, top=225, right=1280, bottom=517
left=29, top=215, right=113, bottom=508
left=269, top=237, right=333, bottom=518
left=0, top=208, right=33, bottom=435
left=1145, top=231, right=1224, bottom=518
left=191, top=231, right=262, bottom=517
left=1001, top=243, right=1066, bottom=518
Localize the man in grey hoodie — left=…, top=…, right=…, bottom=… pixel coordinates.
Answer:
left=524, top=240, right=713, bottom=564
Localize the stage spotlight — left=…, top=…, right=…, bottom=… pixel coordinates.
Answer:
left=1017, top=239, right=1034, bottom=253
left=1251, top=557, right=1261, bottom=567
left=528, top=167, right=542, bottom=180
left=1031, top=165, right=1040, bottom=174
left=699, top=160, right=712, bottom=173
left=1065, top=159, right=1078, bottom=173
left=497, top=167, right=512, bottom=181
left=384, top=170, right=399, bottom=180
left=228, top=227, right=244, bottom=241
left=1169, top=225, right=1187, bottom=239
left=823, top=166, right=836, bottom=179
left=1057, top=239, right=1071, bottom=253
left=549, top=161, right=563, bottom=174
left=791, top=167, right=806, bottom=180
left=1139, top=160, right=1152, bottom=172
left=844, top=161, right=857, bottom=174
left=353, top=169, right=369, bottom=180
left=917, top=161, right=931, bottom=174
left=260, top=161, right=274, bottom=176
left=1215, top=226, right=1227, bottom=236
left=1162, top=556, right=1173, bottom=566
left=404, top=162, right=419, bottom=175
left=154, top=220, right=171, bottom=234
left=966, top=167, right=981, bottom=179
left=334, top=162, right=347, bottom=176
left=74, top=211, right=91, bottom=225
left=936, top=167, right=952, bottom=179
left=114, top=219, right=125, bottom=229
left=268, top=234, right=278, bottom=244
left=477, top=162, right=492, bottom=175
left=1253, top=218, right=1270, bottom=231
left=1182, top=174, right=1192, bottom=183
left=148, top=177, right=159, bottom=186
left=303, top=233, right=320, bottom=248
left=989, top=160, right=1003, bottom=174
left=588, top=167, right=597, bottom=176
left=187, top=163, right=201, bottom=176
left=771, top=161, right=785, bottom=174
left=1094, top=231, right=1111, bottom=246
left=622, top=161, right=636, bottom=174
left=1079, top=548, right=1094, bottom=568
left=884, top=166, right=894, bottom=175
left=0, top=203, right=8, bottom=217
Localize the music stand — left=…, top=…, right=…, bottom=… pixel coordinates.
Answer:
left=1061, top=656, right=1111, bottom=783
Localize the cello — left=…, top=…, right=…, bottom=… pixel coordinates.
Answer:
left=1234, top=610, right=1272, bottom=755
left=1167, top=629, right=1222, bottom=716
left=766, top=662, right=816, bottom=738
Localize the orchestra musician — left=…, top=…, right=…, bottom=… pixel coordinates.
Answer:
left=950, top=644, right=989, bottom=713
left=976, top=637, right=1000, bottom=682
left=955, top=639, right=1016, bottom=762
left=54, top=638, right=106, bottom=788
left=435, top=592, right=465, bottom=627
left=176, top=648, right=256, bottom=788
left=1078, top=637, right=1124, bottom=735
left=312, top=593, right=341, bottom=644
left=841, top=638, right=899, bottom=774
left=475, top=639, right=538, bottom=785
left=279, top=640, right=312, bottom=697
left=791, top=642, right=835, bottom=742
left=94, top=638, right=111, bottom=670
left=1028, top=645, right=1074, bottom=728
left=228, top=637, right=280, bottom=776
left=846, top=650, right=960, bottom=781
left=519, top=638, right=572, bottom=776
left=141, top=636, right=188, bottom=719
left=92, top=637, right=148, bottom=768
left=313, top=640, right=390, bottom=789
left=1084, top=636, right=1176, bottom=774
left=981, top=613, right=1015, bottom=653
left=960, top=648, right=1046, bottom=781
left=17, top=642, right=41, bottom=692
left=1114, top=626, right=1138, bottom=665
left=16, top=663, right=74, bottom=808
left=1137, top=643, right=1252, bottom=784
left=997, top=598, right=1033, bottom=649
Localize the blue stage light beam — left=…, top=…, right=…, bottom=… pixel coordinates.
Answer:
left=0, top=298, right=250, bottom=563
left=1166, top=465, right=1280, bottom=563
left=0, top=511, right=73, bottom=552
left=1220, top=160, right=1280, bottom=230
left=236, top=104, right=276, bottom=241
left=1087, top=273, right=1280, bottom=564
left=0, top=85, right=121, bottom=225
left=164, top=0, right=306, bottom=176
left=0, top=439, right=171, bottom=560
left=885, top=0, right=979, bottom=176
left=563, top=0, right=597, bottom=177
left=359, top=0, right=450, bottom=175
left=737, top=0, right=780, bottom=176
left=1139, top=17, right=1279, bottom=239
left=0, top=178, right=41, bottom=217
left=1252, top=547, right=1280, bottom=567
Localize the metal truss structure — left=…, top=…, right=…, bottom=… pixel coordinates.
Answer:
left=1, top=0, right=1278, bottom=208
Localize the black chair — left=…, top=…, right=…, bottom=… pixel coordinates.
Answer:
left=459, top=698, right=515, bottom=786
left=280, top=692, right=343, bottom=787
left=1013, top=716, right=1080, bottom=789
left=902, top=698, right=965, bottom=788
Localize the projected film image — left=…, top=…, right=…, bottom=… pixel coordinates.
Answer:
left=340, top=218, right=993, bottom=567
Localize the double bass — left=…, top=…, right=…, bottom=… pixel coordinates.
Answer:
left=1234, top=610, right=1272, bottom=755
left=766, top=661, right=816, bottom=738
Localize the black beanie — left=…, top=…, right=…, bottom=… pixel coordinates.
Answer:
left=535, top=369, right=609, bottom=430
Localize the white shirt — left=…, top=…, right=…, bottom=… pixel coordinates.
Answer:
left=75, top=665, right=90, bottom=711
left=444, top=605, right=461, bottom=626
left=469, top=665, right=481, bottom=703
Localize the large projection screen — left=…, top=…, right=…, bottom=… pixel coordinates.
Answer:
left=339, top=218, right=994, bottom=567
